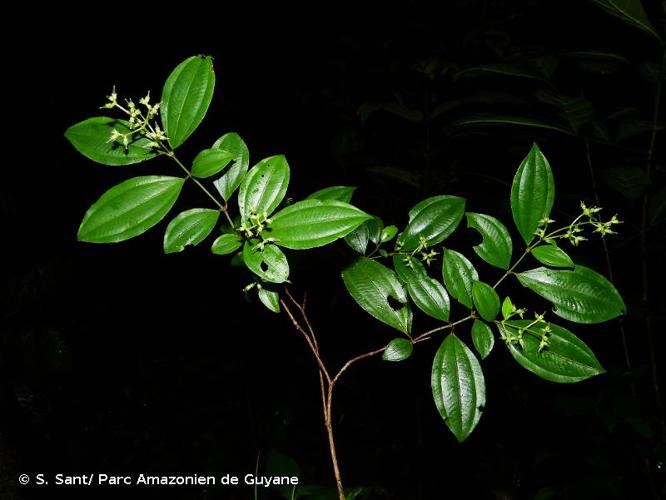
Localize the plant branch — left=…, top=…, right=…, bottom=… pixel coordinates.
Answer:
left=493, top=245, right=534, bottom=288
left=280, top=298, right=331, bottom=384
left=331, top=346, right=387, bottom=386
left=412, top=314, right=475, bottom=343
left=165, top=150, right=236, bottom=229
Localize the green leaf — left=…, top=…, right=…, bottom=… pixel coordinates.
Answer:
left=212, top=133, right=250, bottom=202
left=442, top=249, right=479, bottom=309
left=382, top=338, right=413, bottom=362
left=211, top=233, right=243, bottom=255
left=393, top=256, right=450, bottom=322
left=590, top=0, right=661, bottom=41
left=431, top=334, right=485, bottom=442
left=471, top=320, right=494, bottom=359
left=465, top=212, right=512, bottom=269
left=163, top=208, right=219, bottom=254
left=511, top=143, right=555, bottom=245
left=269, top=200, right=371, bottom=250
left=472, top=281, right=500, bottom=322
left=345, top=222, right=370, bottom=254
left=396, top=258, right=446, bottom=312
left=500, top=320, right=605, bottom=382
left=258, top=288, right=281, bottom=313
left=161, top=55, right=215, bottom=148
left=407, top=277, right=451, bottom=322
left=78, top=176, right=184, bottom=243
left=242, top=241, right=290, bottom=284
left=306, top=186, right=357, bottom=203
left=600, top=167, right=650, bottom=200
left=191, top=148, right=235, bottom=178
left=367, top=217, right=384, bottom=244
left=380, top=225, right=398, bottom=243
left=341, top=257, right=412, bottom=333
left=398, top=196, right=466, bottom=251
left=502, top=296, right=515, bottom=320
left=516, top=266, right=625, bottom=323
left=65, top=117, right=158, bottom=166
left=453, top=115, right=573, bottom=135
left=531, top=244, right=574, bottom=268
left=238, top=155, right=290, bottom=223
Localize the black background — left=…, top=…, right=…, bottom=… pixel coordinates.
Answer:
left=2, top=2, right=665, bottom=499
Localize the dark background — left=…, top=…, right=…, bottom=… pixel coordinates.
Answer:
left=2, top=1, right=665, bottom=499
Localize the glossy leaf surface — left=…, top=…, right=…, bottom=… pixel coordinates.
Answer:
left=442, top=249, right=479, bottom=309
left=269, top=200, right=371, bottom=250
left=161, top=55, right=215, bottom=148
left=501, top=320, right=605, bottom=382
left=212, top=133, right=250, bottom=201
left=466, top=212, right=512, bottom=269
left=163, top=208, right=219, bottom=254
left=342, top=257, right=412, bottom=333
left=65, top=117, right=158, bottom=165
left=78, top=176, right=184, bottom=243
left=517, top=266, right=625, bottom=323
left=398, top=196, right=466, bottom=251
left=431, top=334, right=485, bottom=442
left=511, top=144, right=555, bottom=245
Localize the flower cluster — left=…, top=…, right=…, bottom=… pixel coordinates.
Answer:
left=500, top=311, right=551, bottom=352
left=101, top=87, right=166, bottom=152
left=535, top=202, right=621, bottom=247
left=238, top=211, right=273, bottom=240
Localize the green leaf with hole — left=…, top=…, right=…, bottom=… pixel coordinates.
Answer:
left=242, top=241, right=290, bottom=284
left=471, top=320, right=494, bottom=359
left=65, top=117, right=159, bottom=165
left=212, top=133, right=250, bottom=202
left=78, top=176, right=184, bottom=243
left=211, top=233, right=242, bottom=255
left=590, top=0, right=661, bottom=41
left=269, top=199, right=371, bottom=250
left=383, top=338, right=413, bottom=362
left=192, top=148, right=235, bottom=178
left=431, top=333, right=485, bottom=442
left=466, top=212, right=512, bottom=269
left=516, top=266, right=625, bottom=323
left=163, top=208, right=219, bottom=254
left=531, top=244, right=574, bottom=268
left=442, top=249, right=479, bottom=309
left=511, top=143, right=555, bottom=245
left=258, top=288, right=280, bottom=313
left=306, top=186, right=357, bottom=203
left=398, top=196, right=466, bottom=251
left=472, top=281, right=500, bottom=321
left=161, top=55, right=215, bottom=148
left=500, top=320, right=605, bottom=382
left=342, top=257, right=412, bottom=333
left=238, top=155, right=290, bottom=223
left=393, top=256, right=450, bottom=322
